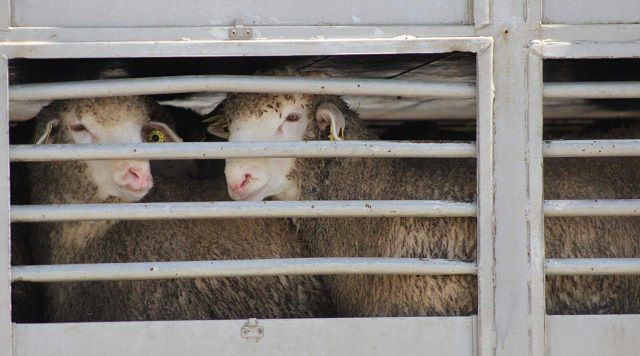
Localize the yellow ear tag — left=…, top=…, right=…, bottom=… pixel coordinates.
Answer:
left=328, top=125, right=345, bottom=141
left=148, top=130, right=165, bottom=143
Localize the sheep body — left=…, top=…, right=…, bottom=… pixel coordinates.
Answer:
left=221, top=71, right=640, bottom=316
left=46, top=176, right=334, bottom=322
left=30, top=97, right=334, bottom=322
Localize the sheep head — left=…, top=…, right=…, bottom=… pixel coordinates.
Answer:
left=210, top=70, right=349, bottom=202
left=34, top=96, right=182, bottom=202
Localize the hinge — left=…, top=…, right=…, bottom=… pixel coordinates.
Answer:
left=229, top=19, right=252, bottom=40
left=241, top=318, right=264, bottom=339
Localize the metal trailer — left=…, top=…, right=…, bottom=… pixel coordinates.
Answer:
left=1, top=0, right=640, bottom=355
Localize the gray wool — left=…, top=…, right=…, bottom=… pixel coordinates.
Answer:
left=44, top=176, right=335, bottom=322
left=277, top=91, right=640, bottom=316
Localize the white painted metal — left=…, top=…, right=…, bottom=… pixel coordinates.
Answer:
left=543, top=0, right=640, bottom=24
left=544, top=199, right=640, bottom=217
left=544, top=82, right=640, bottom=99
left=475, top=41, right=496, bottom=356
left=530, top=40, right=640, bottom=59
left=10, top=0, right=471, bottom=27
left=526, top=50, right=547, bottom=356
left=0, top=56, right=12, bottom=356
left=547, top=315, right=640, bottom=356
left=489, top=0, right=544, bottom=353
left=10, top=142, right=477, bottom=162
left=12, top=258, right=477, bottom=282
left=13, top=317, right=476, bottom=356
left=11, top=200, right=477, bottom=222
left=10, top=76, right=640, bottom=103
left=546, top=258, right=640, bottom=275
left=0, top=37, right=490, bottom=59
left=9, top=76, right=477, bottom=102
left=544, top=140, right=640, bottom=157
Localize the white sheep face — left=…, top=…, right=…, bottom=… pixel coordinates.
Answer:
left=37, top=98, right=182, bottom=202
left=221, top=95, right=308, bottom=201
left=218, top=94, right=345, bottom=202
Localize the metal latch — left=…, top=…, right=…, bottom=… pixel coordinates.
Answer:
left=229, top=19, right=252, bottom=40
left=241, top=318, right=264, bottom=339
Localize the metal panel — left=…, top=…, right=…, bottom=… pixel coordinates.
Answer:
left=13, top=317, right=476, bottom=356
left=543, top=0, right=640, bottom=24
left=0, top=56, right=11, bottom=356
left=547, top=315, right=640, bottom=356
left=13, top=258, right=477, bottom=282
left=10, top=0, right=470, bottom=27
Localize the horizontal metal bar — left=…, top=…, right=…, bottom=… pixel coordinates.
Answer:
left=544, top=199, right=640, bottom=217
left=9, top=75, right=477, bottom=101
left=10, top=141, right=477, bottom=162
left=0, top=36, right=492, bottom=60
left=546, top=258, right=640, bottom=276
left=543, top=139, right=640, bottom=157
left=11, top=200, right=477, bottom=222
left=544, top=82, right=640, bottom=99
left=530, top=40, right=640, bottom=59
left=11, top=258, right=478, bottom=282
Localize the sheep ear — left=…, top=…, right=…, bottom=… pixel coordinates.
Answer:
left=143, top=121, right=183, bottom=143
left=203, top=114, right=229, bottom=139
left=33, top=119, right=60, bottom=144
left=315, top=103, right=346, bottom=141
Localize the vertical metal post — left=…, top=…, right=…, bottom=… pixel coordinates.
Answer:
left=0, top=0, right=9, bottom=30
left=0, top=55, right=12, bottom=356
left=489, top=0, right=545, bottom=354
left=474, top=0, right=491, bottom=28
left=476, top=41, right=497, bottom=356
left=526, top=49, right=546, bottom=356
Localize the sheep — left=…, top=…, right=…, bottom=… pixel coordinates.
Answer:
left=29, top=96, right=334, bottom=322
left=215, top=68, right=640, bottom=316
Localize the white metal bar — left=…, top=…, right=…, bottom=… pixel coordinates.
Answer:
left=546, top=258, right=640, bottom=275
left=9, top=75, right=477, bottom=101
left=540, top=24, right=640, bottom=43
left=0, top=37, right=492, bottom=60
left=544, top=199, right=640, bottom=217
left=10, top=141, right=477, bottom=162
left=526, top=50, right=546, bottom=356
left=12, top=258, right=478, bottom=282
left=11, top=200, right=478, bottom=222
left=526, top=0, right=543, bottom=24
left=475, top=41, right=496, bottom=356
left=544, top=140, right=640, bottom=157
left=530, top=40, right=640, bottom=59
left=544, top=82, right=640, bottom=99
left=0, top=56, right=11, bottom=356
left=491, top=0, right=539, bottom=353
left=1, top=25, right=480, bottom=43
left=14, top=317, right=476, bottom=356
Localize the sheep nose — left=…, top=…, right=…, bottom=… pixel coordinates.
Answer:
left=228, top=173, right=253, bottom=195
left=123, top=166, right=153, bottom=191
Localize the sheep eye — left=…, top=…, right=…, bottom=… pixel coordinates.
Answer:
left=71, top=124, right=87, bottom=132
left=286, top=113, right=300, bottom=122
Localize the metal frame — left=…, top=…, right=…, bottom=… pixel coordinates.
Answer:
left=2, top=0, right=640, bottom=355
left=1, top=38, right=497, bottom=356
